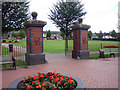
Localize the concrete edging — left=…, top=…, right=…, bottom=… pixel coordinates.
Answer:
left=8, top=73, right=86, bottom=90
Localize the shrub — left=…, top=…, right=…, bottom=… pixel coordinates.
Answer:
left=2, top=40, right=6, bottom=43
left=19, top=30, right=26, bottom=38
left=12, top=33, right=19, bottom=38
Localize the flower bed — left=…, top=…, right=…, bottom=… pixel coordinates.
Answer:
left=19, top=72, right=77, bottom=89
left=103, top=46, right=118, bottom=48
left=2, top=40, right=20, bottom=43
left=8, top=72, right=86, bottom=90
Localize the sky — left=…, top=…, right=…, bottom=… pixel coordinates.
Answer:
left=29, top=0, right=118, bottom=33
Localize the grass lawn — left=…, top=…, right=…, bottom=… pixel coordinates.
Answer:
left=90, top=53, right=120, bottom=59
left=1, top=39, right=119, bottom=53
left=0, top=60, right=28, bottom=68
left=43, top=40, right=119, bottom=53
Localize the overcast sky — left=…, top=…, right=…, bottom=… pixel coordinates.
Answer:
left=29, top=0, right=118, bottom=33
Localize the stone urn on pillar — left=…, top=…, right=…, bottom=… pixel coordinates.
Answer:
left=24, top=12, right=47, bottom=65
left=71, top=18, right=91, bottom=59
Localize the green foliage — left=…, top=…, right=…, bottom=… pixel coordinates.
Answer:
left=19, top=30, right=26, bottom=38
left=49, top=0, right=86, bottom=37
left=88, top=30, right=93, bottom=39
left=110, top=30, right=117, bottom=38
left=46, top=30, right=51, bottom=39
left=2, top=2, right=30, bottom=33
left=11, top=33, right=19, bottom=38
left=60, top=28, right=65, bottom=39
left=98, top=30, right=103, bottom=39
left=49, top=0, right=86, bottom=53
left=1, top=60, right=28, bottom=68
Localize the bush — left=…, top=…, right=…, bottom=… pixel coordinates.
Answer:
left=92, top=38, right=119, bottom=41
left=2, top=40, right=6, bottom=43
left=15, top=41, right=17, bottom=43
left=19, top=30, right=26, bottom=38
left=12, top=33, right=19, bottom=38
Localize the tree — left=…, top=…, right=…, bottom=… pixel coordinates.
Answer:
left=2, top=1, right=30, bottom=34
left=110, top=30, right=117, bottom=39
left=98, top=30, right=103, bottom=39
left=88, top=30, right=93, bottom=40
left=12, top=33, right=19, bottom=38
left=46, top=30, right=51, bottom=39
left=19, top=29, right=26, bottom=38
left=49, top=0, right=86, bottom=55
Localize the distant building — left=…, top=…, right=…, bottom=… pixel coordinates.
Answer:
left=91, top=32, right=100, bottom=39
left=103, top=32, right=112, bottom=39
left=43, top=31, right=62, bottom=40
left=92, top=32, right=113, bottom=39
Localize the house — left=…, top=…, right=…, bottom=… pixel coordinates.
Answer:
left=43, top=31, right=63, bottom=40
left=92, top=32, right=112, bottom=39
left=103, top=32, right=112, bottom=39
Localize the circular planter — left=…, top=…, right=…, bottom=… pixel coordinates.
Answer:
left=8, top=74, right=85, bottom=90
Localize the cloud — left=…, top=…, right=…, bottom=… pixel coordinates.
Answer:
left=29, top=0, right=118, bottom=33
left=82, top=0, right=118, bottom=32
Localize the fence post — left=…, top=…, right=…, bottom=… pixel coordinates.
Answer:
left=101, top=43, right=102, bottom=49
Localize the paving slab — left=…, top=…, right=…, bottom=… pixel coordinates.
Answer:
left=1, top=53, right=119, bottom=89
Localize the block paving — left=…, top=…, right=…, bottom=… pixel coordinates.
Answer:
left=2, top=53, right=119, bottom=89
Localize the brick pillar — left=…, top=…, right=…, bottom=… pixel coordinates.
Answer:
left=24, top=12, right=47, bottom=65
left=71, top=18, right=91, bottom=59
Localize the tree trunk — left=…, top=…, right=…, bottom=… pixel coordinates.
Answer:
left=65, top=37, right=68, bottom=56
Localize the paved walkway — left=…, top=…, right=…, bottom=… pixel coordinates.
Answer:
left=2, top=53, right=119, bottom=89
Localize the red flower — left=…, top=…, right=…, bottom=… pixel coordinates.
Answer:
left=40, top=74, right=44, bottom=78
left=29, top=85, right=32, bottom=87
left=69, top=77, right=72, bottom=79
left=29, top=76, right=32, bottom=78
left=32, top=81, right=36, bottom=84
left=42, top=83, right=46, bottom=87
left=60, top=75, right=64, bottom=78
left=55, top=76, right=58, bottom=79
left=59, top=80, right=62, bottom=84
left=52, top=72, right=55, bottom=75
left=36, top=85, right=41, bottom=88
left=60, top=77, right=65, bottom=81
left=49, top=76, right=53, bottom=79
left=56, top=73, right=59, bottom=75
left=46, top=81, right=49, bottom=84
left=49, top=72, right=52, bottom=75
left=36, top=75, right=39, bottom=79
left=37, top=72, right=40, bottom=74
left=37, top=82, right=40, bottom=85
left=27, top=86, right=30, bottom=90
left=36, top=86, right=39, bottom=88
left=33, top=76, right=36, bottom=80
left=51, top=88, right=57, bottom=90
left=64, top=82, right=66, bottom=86
left=45, top=74, right=47, bottom=77
left=23, top=78, right=26, bottom=82
left=68, top=80, right=73, bottom=84
left=54, top=78, right=58, bottom=83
